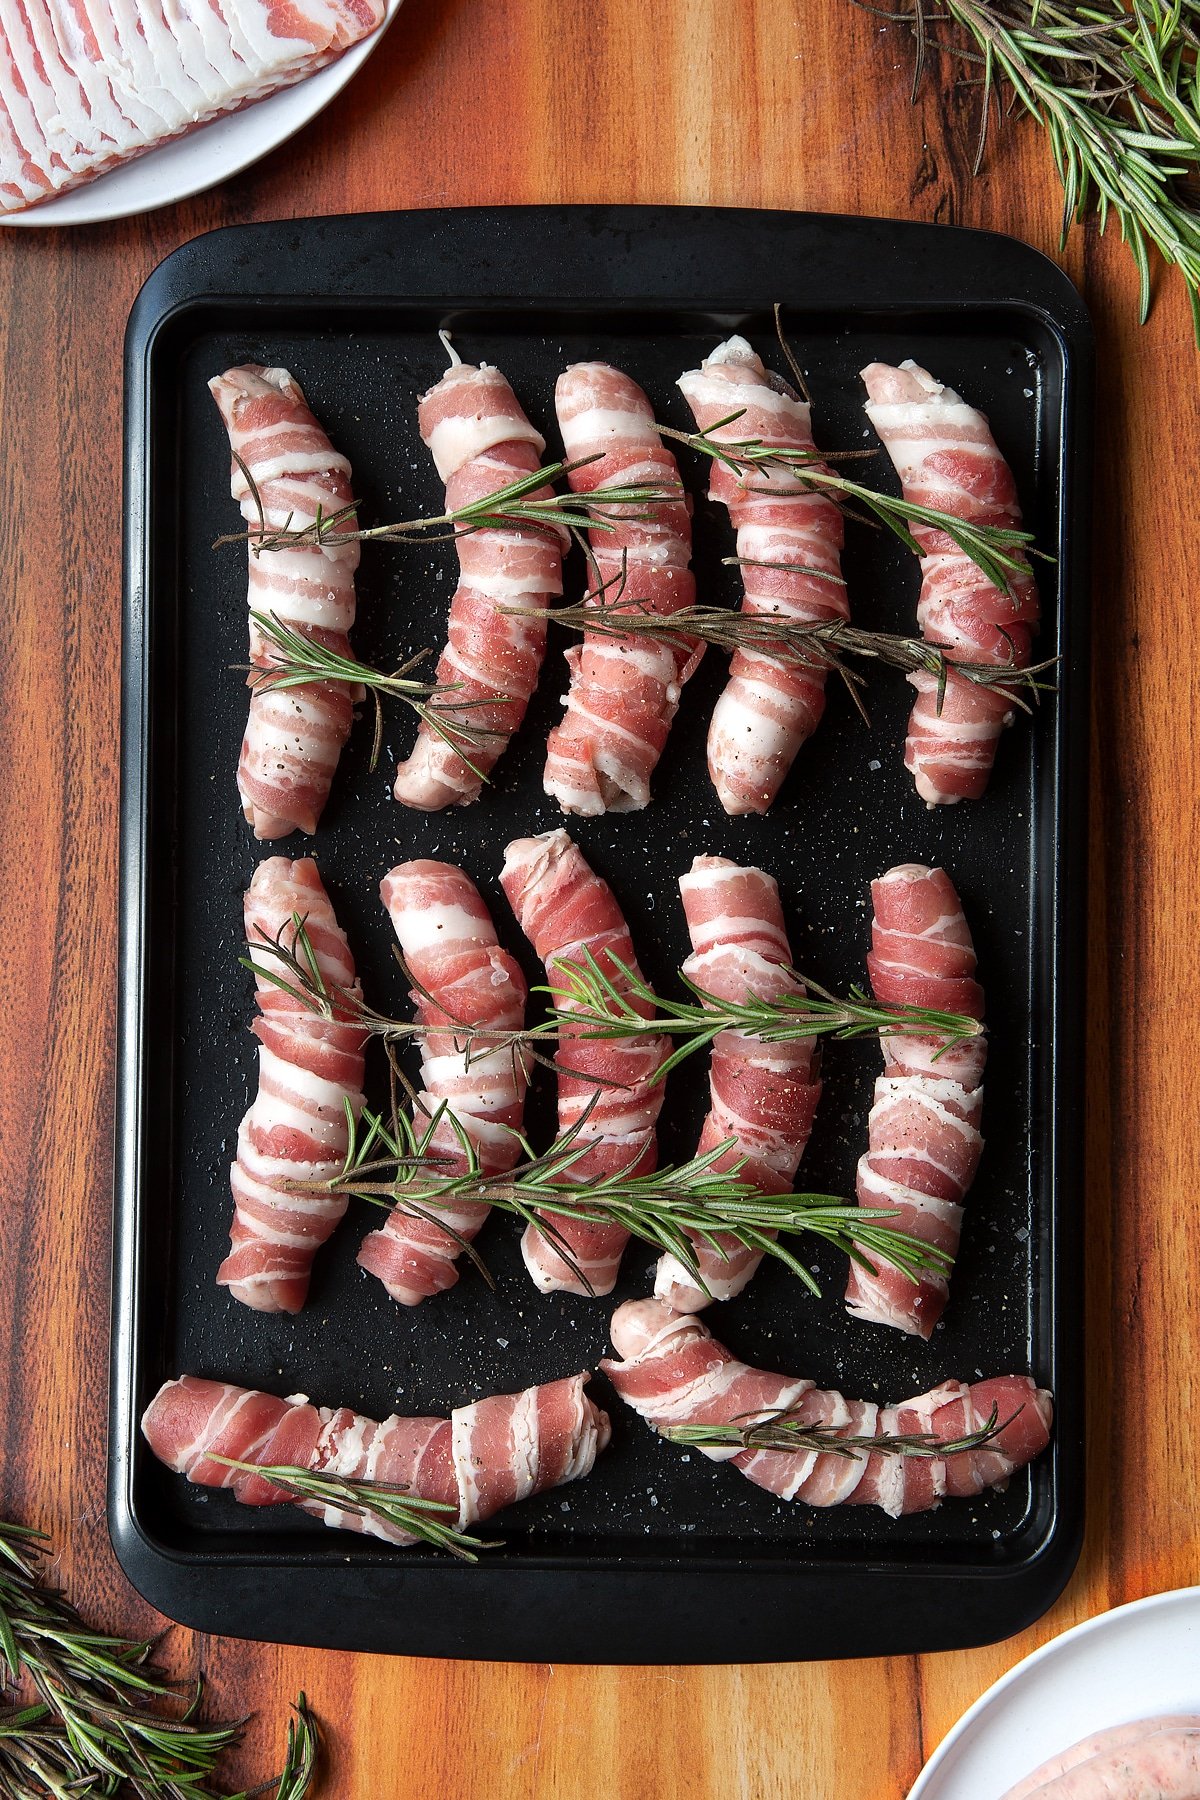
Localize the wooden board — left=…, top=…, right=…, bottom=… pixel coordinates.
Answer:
left=0, top=0, right=1193, bottom=1792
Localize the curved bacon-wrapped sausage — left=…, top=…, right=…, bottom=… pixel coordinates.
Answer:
left=500, top=830, right=668, bottom=1296
left=543, top=363, right=701, bottom=813
left=217, top=857, right=367, bottom=1314
left=845, top=863, right=986, bottom=1339
left=392, top=357, right=565, bottom=810
left=677, top=337, right=847, bottom=815
left=357, top=861, right=529, bottom=1305
left=653, top=857, right=821, bottom=1311
left=861, top=359, right=1040, bottom=805
left=143, top=1371, right=610, bottom=1544
left=603, top=1299, right=1051, bottom=1518
left=210, top=365, right=361, bottom=839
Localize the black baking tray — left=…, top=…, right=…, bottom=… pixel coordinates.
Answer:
left=113, top=205, right=1091, bottom=1663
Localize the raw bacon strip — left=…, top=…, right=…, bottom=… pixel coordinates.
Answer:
left=210, top=364, right=361, bottom=840
left=357, top=861, right=530, bottom=1305
left=603, top=1299, right=1051, bottom=1518
left=543, top=362, right=701, bottom=814
left=143, top=1371, right=610, bottom=1544
left=861, top=358, right=1040, bottom=805
left=845, top=863, right=986, bottom=1340
left=392, top=358, right=565, bottom=810
left=678, top=336, right=847, bottom=815
left=500, top=829, right=668, bottom=1296
left=0, top=0, right=384, bottom=215
left=654, top=856, right=821, bottom=1311
left=217, top=857, right=367, bottom=1315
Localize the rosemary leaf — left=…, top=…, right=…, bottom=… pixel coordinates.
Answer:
left=207, top=1460, right=498, bottom=1562
left=665, top=1402, right=1015, bottom=1459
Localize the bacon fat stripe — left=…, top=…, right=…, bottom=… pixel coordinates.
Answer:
left=357, top=860, right=530, bottom=1305
left=217, top=857, right=367, bottom=1315
left=861, top=358, right=1040, bottom=806
left=653, top=856, right=821, bottom=1311
left=143, top=1371, right=610, bottom=1543
left=500, top=829, right=668, bottom=1296
left=677, top=336, right=847, bottom=815
left=543, top=362, right=702, bottom=814
left=844, top=862, right=987, bottom=1339
left=210, top=364, right=361, bottom=840
left=603, top=1299, right=1051, bottom=1518
left=392, top=359, right=565, bottom=810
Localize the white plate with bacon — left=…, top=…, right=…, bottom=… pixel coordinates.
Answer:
left=1, top=0, right=402, bottom=228
left=909, top=1586, right=1200, bottom=1799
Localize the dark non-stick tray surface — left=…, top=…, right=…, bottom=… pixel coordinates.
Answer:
left=114, top=206, right=1091, bottom=1662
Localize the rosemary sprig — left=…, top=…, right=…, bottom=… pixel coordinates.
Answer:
left=0, top=1517, right=316, bottom=1798
left=245, top=921, right=982, bottom=1084
left=664, top=1402, right=1014, bottom=1459
left=658, top=410, right=1040, bottom=595
left=214, top=453, right=682, bottom=555
left=520, top=591, right=1056, bottom=715
left=207, top=1459, right=498, bottom=1562
left=267, top=1695, right=319, bottom=1800
left=243, top=610, right=507, bottom=780
left=547, top=948, right=983, bottom=1081
left=870, top=1, right=1200, bottom=339
left=300, top=1099, right=951, bottom=1301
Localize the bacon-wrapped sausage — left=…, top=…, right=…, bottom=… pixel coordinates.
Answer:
left=678, top=337, right=847, bottom=815
left=500, top=829, right=668, bottom=1296
left=217, top=857, right=367, bottom=1314
left=357, top=860, right=529, bottom=1305
left=143, top=1371, right=610, bottom=1544
left=210, top=365, right=361, bottom=839
left=653, top=857, right=821, bottom=1311
left=845, top=863, right=986, bottom=1339
left=392, top=356, right=565, bottom=810
left=603, top=1299, right=1051, bottom=1518
left=861, top=358, right=1040, bottom=805
left=543, top=363, right=701, bottom=813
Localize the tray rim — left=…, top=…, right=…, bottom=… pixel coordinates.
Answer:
left=113, top=203, right=1092, bottom=1663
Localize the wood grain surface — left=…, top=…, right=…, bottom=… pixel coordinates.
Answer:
left=0, top=2, right=1194, bottom=1795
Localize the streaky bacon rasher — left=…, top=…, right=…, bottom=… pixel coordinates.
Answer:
left=357, top=859, right=529, bottom=1305
left=392, top=355, right=564, bottom=810
left=217, top=857, right=367, bottom=1314
left=677, top=336, right=847, bottom=815
left=500, top=829, right=667, bottom=1296
left=210, top=363, right=362, bottom=840
left=143, top=1370, right=610, bottom=1543
left=861, top=358, right=1040, bottom=805
left=544, top=362, right=701, bottom=814
left=845, top=863, right=986, bottom=1339
left=654, top=856, right=822, bottom=1311
left=604, top=1299, right=1050, bottom=1517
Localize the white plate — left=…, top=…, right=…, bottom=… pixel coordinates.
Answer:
left=2, top=0, right=402, bottom=228
left=909, top=1587, right=1200, bottom=1799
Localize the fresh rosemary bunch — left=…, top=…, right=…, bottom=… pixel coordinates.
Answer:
left=245, top=919, right=983, bottom=1085
left=206, top=1460, right=497, bottom=1562
left=0, top=1517, right=318, bottom=1798
left=665, top=1403, right=1014, bottom=1459
left=213, top=452, right=681, bottom=555
left=867, top=0, right=1200, bottom=336
left=293, top=1100, right=950, bottom=1301
left=518, top=586, right=1057, bottom=717
left=656, top=410, right=1039, bottom=595
left=242, top=611, right=507, bottom=781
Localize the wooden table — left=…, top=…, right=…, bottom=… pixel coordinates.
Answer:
left=0, top=3, right=1193, bottom=1794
